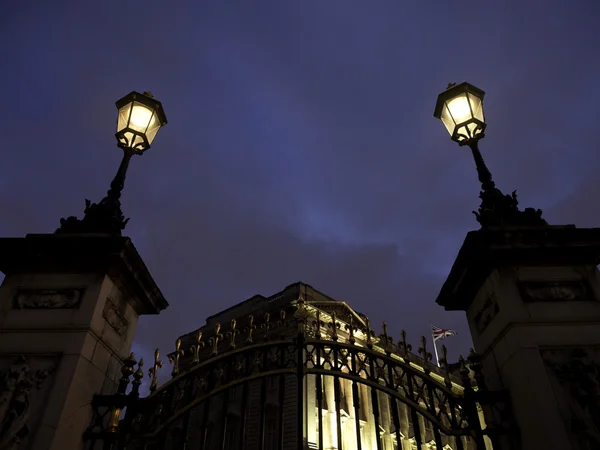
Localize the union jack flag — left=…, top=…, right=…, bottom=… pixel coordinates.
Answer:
left=430, top=324, right=457, bottom=342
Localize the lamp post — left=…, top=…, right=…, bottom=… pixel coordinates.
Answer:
left=57, top=91, right=168, bottom=234
left=434, top=82, right=545, bottom=228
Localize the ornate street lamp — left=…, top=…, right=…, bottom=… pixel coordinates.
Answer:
left=57, top=91, right=168, bottom=235
left=434, top=82, right=545, bottom=228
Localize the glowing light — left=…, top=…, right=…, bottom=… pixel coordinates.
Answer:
left=446, top=96, right=472, bottom=123
left=130, top=105, right=154, bottom=130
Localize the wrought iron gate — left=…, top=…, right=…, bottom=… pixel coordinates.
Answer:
left=84, top=298, right=517, bottom=450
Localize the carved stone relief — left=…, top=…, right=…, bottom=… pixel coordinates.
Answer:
left=103, top=299, right=128, bottom=336
left=0, top=355, right=55, bottom=450
left=12, top=289, right=83, bottom=310
left=518, top=280, right=591, bottom=303
left=473, top=292, right=499, bottom=334
left=542, top=348, right=600, bottom=449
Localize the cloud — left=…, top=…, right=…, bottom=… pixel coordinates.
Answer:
left=1, top=0, right=600, bottom=392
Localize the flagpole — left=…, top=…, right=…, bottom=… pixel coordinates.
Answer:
left=432, top=336, right=441, bottom=367
left=430, top=324, right=440, bottom=367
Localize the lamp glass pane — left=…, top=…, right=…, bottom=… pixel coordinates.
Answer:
left=145, top=112, right=162, bottom=145
left=117, top=103, right=132, bottom=133
left=440, top=104, right=456, bottom=136
left=467, top=92, right=484, bottom=122
left=129, top=102, right=154, bottom=133
left=446, top=94, right=474, bottom=124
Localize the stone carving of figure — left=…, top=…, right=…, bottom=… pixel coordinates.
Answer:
left=0, top=356, right=51, bottom=450
left=14, top=290, right=82, bottom=309
left=524, top=282, right=583, bottom=302
left=103, top=301, right=128, bottom=336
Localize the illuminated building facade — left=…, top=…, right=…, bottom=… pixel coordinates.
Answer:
left=83, top=282, right=496, bottom=450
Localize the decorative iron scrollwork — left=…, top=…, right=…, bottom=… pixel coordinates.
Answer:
left=84, top=303, right=510, bottom=450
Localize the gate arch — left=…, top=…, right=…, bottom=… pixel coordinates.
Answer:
left=84, top=299, right=515, bottom=450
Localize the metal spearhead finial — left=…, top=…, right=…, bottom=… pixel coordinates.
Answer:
left=130, top=358, right=144, bottom=398
left=345, top=316, right=356, bottom=344
left=365, top=316, right=373, bottom=349
left=277, top=310, right=286, bottom=327
left=381, top=322, right=391, bottom=353
left=418, top=336, right=432, bottom=372
left=226, top=319, right=240, bottom=349
left=168, top=338, right=185, bottom=377
left=209, top=323, right=223, bottom=356
left=190, top=329, right=206, bottom=364
left=312, top=310, right=323, bottom=340
left=117, top=352, right=137, bottom=395
left=294, top=294, right=307, bottom=319
left=148, top=348, right=163, bottom=393
left=261, top=312, right=272, bottom=340
left=328, top=311, right=339, bottom=341
left=245, top=315, right=256, bottom=344
left=399, top=330, right=412, bottom=359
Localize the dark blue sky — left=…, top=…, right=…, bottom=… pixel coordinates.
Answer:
left=2, top=1, right=600, bottom=379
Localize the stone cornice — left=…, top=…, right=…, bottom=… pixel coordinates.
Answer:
left=436, top=226, right=600, bottom=311
left=0, top=233, right=168, bottom=315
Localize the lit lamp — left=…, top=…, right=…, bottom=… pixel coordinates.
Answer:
left=116, top=91, right=167, bottom=152
left=434, top=82, right=545, bottom=228
left=57, top=91, right=168, bottom=234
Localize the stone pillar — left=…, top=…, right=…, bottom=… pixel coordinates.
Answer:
left=436, top=226, right=600, bottom=450
left=0, top=233, right=168, bottom=450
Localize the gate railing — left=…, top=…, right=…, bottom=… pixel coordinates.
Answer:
left=84, top=298, right=519, bottom=450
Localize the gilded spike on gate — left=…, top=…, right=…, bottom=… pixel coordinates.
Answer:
left=261, top=312, right=272, bottom=340
left=148, top=348, right=163, bottom=393
left=364, top=316, right=374, bottom=349
left=277, top=310, right=286, bottom=327
left=226, top=319, right=240, bottom=349
left=399, top=330, right=412, bottom=358
left=190, top=329, right=205, bottom=364
left=329, top=311, right=339, bottom=341
left=293, top=294, right=308, bottom=321
left=418, top=336, right=433, bottom=372
left=117, top=352, right=137, bottom=395
left=345, top=316, right=356, bottom=344
left=168, top=338, right=185, bottom=377
left=245, top=315, right=256, bottom=344
left=312, top=310, right=323, bottom=340
left=381, top=322, right=391, bottom=353
left=209, top=323, right=223, bottom=356
left=130, top=358, right=144, bottom=398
